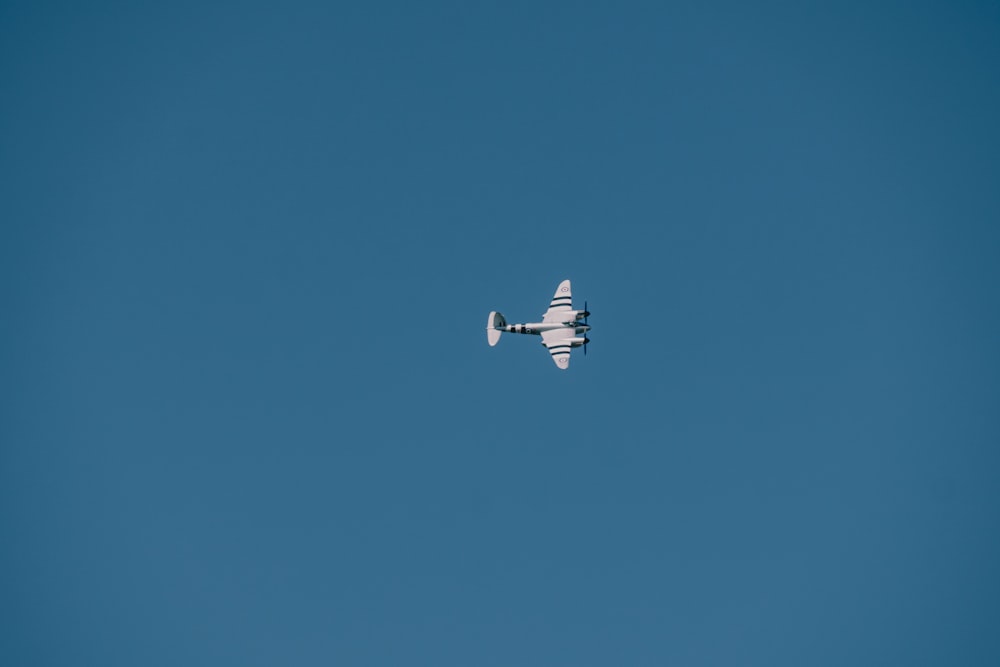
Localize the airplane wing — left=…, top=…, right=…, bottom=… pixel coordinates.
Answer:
left=541, top=328, right=573, bottom=369
left=541, top=279, right=573, bottom=323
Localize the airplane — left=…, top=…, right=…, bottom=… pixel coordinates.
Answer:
left=486, top=279, right=590, bottom=369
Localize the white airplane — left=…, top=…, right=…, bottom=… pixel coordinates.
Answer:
left=486, top=279, right=590, bottom=369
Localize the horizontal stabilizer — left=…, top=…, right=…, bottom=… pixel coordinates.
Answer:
left=486, top=311, right=506, bottom=346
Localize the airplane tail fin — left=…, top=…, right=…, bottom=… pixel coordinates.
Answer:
left=486, top=311, right=506, bottom=346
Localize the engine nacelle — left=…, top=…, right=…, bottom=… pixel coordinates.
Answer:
left=560, top=311, right=590, bottom=324
left=566, top=337, right=590, bottom=347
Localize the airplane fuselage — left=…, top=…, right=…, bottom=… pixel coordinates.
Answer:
left=502, top=322, right=591, bottom=336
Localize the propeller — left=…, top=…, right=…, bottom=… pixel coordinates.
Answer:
left=584, top=300, right=589, bottom=356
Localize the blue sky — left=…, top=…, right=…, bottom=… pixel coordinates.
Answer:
left=2, top=2, right=999, bottom=665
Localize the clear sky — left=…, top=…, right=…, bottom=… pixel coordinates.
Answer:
left=2, top=2, right=999, bottom=665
